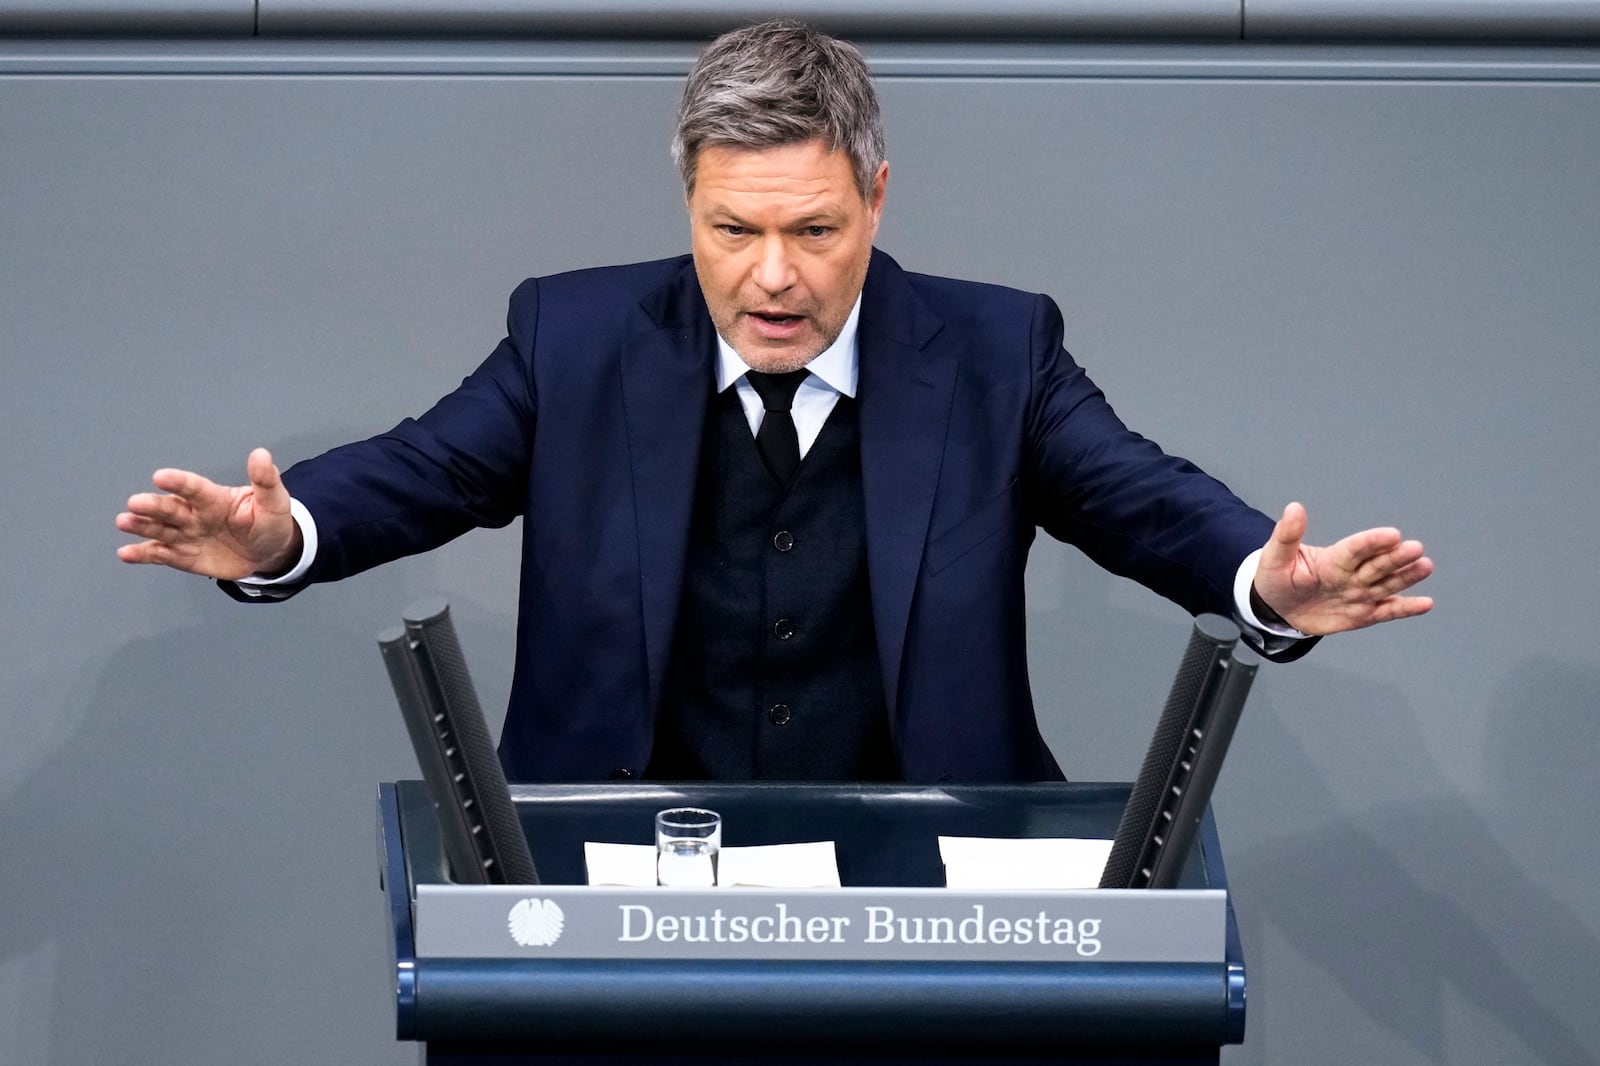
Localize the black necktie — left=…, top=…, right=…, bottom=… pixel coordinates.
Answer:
left=745, top=369, right=808, bottom=486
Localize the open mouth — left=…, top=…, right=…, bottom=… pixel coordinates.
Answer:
left=746, top=311, right=807, bottom=340
left=750, top=311, right=803, bottom=326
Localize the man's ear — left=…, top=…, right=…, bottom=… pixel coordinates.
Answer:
left=868, top=161, right=889, bottom=230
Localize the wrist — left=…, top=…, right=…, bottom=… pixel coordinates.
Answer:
left=1249, top=583, right=1292, bottom=630
left=255, top=524, right=305, bottom=579
left=236, top=498, right=317, bottom=587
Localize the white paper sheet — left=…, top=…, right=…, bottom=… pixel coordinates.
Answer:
left=937, top=836, right=1113, bottom=889
left=583, top=842, right=657, bottom=887
left=717, top=841, right=840, bottom=887
left=583, top=840, right=841, bottom=888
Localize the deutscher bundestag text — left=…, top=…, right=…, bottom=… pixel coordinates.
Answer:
left=617, top=902, right=1102, bottom=956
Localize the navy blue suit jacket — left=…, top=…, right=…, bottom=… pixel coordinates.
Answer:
left=278, top=250, right=1279, bottom=783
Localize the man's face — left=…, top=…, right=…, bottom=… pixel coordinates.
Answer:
left=688, top=138, right=888, bottom=373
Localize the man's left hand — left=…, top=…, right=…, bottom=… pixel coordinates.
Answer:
left=1253, top=502, right=1434, bottom=636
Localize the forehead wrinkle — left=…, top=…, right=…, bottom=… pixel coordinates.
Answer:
left=701, top=198, right=847, bottom=230
left=691, top=141, right=858, bottom=219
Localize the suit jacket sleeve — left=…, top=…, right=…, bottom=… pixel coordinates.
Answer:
left=273, top=278, right=543, bottom=588
left=1021, top=293, right=1277, bottom=625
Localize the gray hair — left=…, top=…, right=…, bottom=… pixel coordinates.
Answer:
left=671, top=20, right=886, bottom=201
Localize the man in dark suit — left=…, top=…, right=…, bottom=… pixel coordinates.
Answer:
left=115, top=21, right=1432, bottom=783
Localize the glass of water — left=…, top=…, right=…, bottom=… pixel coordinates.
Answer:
left=656, top=807, right=721, bottom=887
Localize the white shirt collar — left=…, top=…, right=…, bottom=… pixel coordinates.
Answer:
left=713, top=293, right=862, bottom=398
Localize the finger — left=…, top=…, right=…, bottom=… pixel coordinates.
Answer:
left=245, top=447, right=291, bottom=512
left=1329, top=526, right=1405, bottom=571
left=1353, top=539, right=1427, bottom=584
left=246, top=447, right=277, bottom=489
left=117, top=539, right=178, bottom=566
left=1369, top=594, right=1434, bottom=623
left=1371, top=555, right=1434, bottom=597
left=1260, top=501, right=1308, bottom=569
left=116, top=512, right=184, bottom=542
left=125, top=491, right=195, bottom=523
left=150, top=467, right=220, bottom=503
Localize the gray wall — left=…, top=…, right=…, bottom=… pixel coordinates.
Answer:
left=3, top=36, right=1598, bottom=1066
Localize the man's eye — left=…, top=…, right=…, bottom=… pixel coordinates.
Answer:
left=719, top=225, right=747, bottom=237
left=804, top=226, right=832, bottom=238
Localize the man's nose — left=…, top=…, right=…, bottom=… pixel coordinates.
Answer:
left=751, top=237, right=797, bottom=296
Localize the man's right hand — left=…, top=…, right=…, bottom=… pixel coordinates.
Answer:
left=116, top=447, right=303, bottom=580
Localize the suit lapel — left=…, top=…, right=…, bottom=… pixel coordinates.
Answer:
left=856, top=251, right=953, bottom=717
left=622, top=264, right=715, bottom=714
left=621, top=252, right=952, bottom=720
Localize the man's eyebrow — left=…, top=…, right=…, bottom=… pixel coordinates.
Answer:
left=699, top=206, right=847, bottom=228
left=791, top=211, right=844, bottom=226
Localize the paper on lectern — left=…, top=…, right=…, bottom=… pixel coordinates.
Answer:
left=584, top=842, right=658, bottom=886
left=717, top=841, right=840, bottom=887
left=938, top=836, right=1113, bottom=889
left=583, top=840, right=841, bottom=888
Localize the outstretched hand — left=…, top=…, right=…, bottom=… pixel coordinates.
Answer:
left=116, top=448, right=302, bottom=580
left=1252, top=502, right=1434, bottom=637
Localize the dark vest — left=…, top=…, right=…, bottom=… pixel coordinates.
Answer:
left=647, top=387, right=897, bottom=781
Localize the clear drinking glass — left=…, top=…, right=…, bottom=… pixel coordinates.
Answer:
left=655, top=807, right=721, bottom=887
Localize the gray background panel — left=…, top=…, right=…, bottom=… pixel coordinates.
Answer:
left=0, top=0, right=252, bottom=35
left=257, top=1, right=1241, bottom=40
left=1246, top=0, right=1600, bottom=40
left=10, top=2, right=1600, bottom=40
left=2, top=40, right=1598, bottom=1066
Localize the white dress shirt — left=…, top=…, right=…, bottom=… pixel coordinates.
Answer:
left=717, top=294, right=861, bottom=455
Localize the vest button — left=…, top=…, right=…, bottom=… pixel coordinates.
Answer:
left=772, top=530, right=795, bottom=552
left=768, top=703, right=792, bottom=726
left=773, top=617, right=796, bottom=640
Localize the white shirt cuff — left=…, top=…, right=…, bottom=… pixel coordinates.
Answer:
left=1233, top=547, right=1310, bottom=640
left=233, top=497, right=318, bottom=592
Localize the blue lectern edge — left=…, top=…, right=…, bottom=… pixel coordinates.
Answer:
left=378, top=782, right=419, bottom=1040
left=377, top=781, right=1246, bottom=1048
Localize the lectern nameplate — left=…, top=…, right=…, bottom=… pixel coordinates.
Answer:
left=415, top=883, right=1225, bottom=963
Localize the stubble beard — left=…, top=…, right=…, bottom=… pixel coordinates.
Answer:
left=710, top=306, right=839, bottom=374
left=705, top=255, right=870, bottom=374
left=736, top=335, right=832, bottom=373
left=716, top=288, right=861, bottom=374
